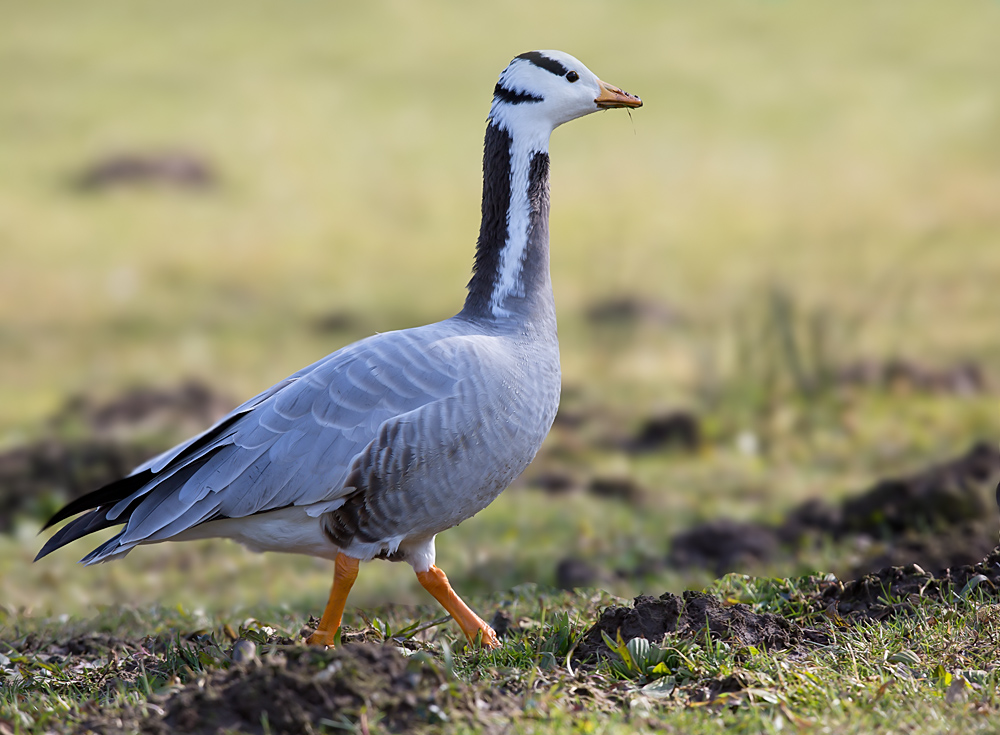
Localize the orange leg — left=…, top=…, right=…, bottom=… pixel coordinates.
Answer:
left=306, top=552, right=360, bottom=647
left=416, top=565, right=500, bottom=649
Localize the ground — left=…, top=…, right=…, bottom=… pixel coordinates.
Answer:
left=3, top=1, right=1000, bottom=733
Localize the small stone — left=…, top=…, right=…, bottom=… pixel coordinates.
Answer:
left=230, top=639, right=258, bottom=666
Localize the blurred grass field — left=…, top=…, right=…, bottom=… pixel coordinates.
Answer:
left=3, top=0, right=1000, bottom=627
left=5, top=3, right=1000, bottom=733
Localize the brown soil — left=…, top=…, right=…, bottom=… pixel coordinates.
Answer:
left=812, top=546, right=1000, bottom=622
left=73, top=151, right=217, bottom=191
left=667, top=519, right=779, bottom=576
left=528, top=469, right=580, bottom=495
left=583, top=296, right=682, bottom=328
left=578, top=545, right=1000, bottom=672
left=556, top=557, right=603, bottom=590
left=684, top=674, right=750, bottom=704
left=834, top=441, right=997, bottom=537
left=625, top=411, right=701, bottom=454
left=12, top=548, right=1000, bottom=733
left=666, top=441, right=1000, bottom=578
left=309, top=309, right=364, bottom=334
left=844, top=521, right=999, bottom=578
left=0, top=439, right=155, bottom=532
left=139, top=643, right=514, bottom=735
left=587, top=475, right=646, bottom=504
left=577, top=590, right=831, bottom=663
left=50, top=380, right=233, bottom=439
left=837, top=358, right=987, bottom=396
left=6, top=629, right=516, bottom=735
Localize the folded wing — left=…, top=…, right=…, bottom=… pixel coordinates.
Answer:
left=36, top=325, right=465, bottom=563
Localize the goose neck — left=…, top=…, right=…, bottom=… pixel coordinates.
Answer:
left=462, top=120, right=554, bottom=323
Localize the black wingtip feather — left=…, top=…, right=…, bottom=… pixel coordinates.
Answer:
left=41, top=409, right=248, bottom=533
left=37, top=410, right=247, bottom=560
left=34, top=508, right=121, bottom=561
left=40, top=469, right=155, bottom=531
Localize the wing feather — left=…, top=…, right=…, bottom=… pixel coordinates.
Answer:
left=38, top=323, right=476, bottom=562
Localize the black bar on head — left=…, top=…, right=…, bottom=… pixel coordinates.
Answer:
left=493, top=83, right=542, bottom=105
left=516, top=51, right=569, bottom=77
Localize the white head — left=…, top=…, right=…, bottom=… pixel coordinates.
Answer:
left=489, top=50, right=642, bottom=140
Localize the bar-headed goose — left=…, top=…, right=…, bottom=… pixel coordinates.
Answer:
left=37, top=50, right=641, bottom=648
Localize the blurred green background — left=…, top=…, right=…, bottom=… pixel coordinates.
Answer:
left=2, top=0, right=999, bottom=618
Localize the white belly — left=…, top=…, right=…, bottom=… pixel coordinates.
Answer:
left=171, top=506, right=341, bottom=560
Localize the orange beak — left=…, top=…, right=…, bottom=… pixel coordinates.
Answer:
left=595, top=79, right=642, bottom=109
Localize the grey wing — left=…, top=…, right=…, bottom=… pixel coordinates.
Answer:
left=39, top=327, right=464, bottom=563
left=321, top=336, right=559, bottom=556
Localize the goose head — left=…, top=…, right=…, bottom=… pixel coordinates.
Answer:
left=489, top=50, right=642, bottom=138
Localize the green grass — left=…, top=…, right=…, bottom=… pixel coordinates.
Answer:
left=6, top=579, right=1000, bottom=733
left=3, top=0, right=1000, bottom=732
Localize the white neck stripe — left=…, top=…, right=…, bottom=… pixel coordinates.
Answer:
left=487, top=107, right=552, bottom=317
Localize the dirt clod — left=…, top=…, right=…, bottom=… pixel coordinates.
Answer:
left=489, top=610, right=513, bottom=639
left=685, top=674, right=749, bottom=704
left=664, top=442, right=1000, bottom=579
left=668, top=519, right=779, bottom=575
left=819, top=546, right=1000, bottom=621
left=584, top=297, right=681, bottom=328
left=529, top=470, right=580, bottom=495
left=0, top=440, right=155, bottom=532
left=838, top=442, right=998, bottom=537
left=51, top=380, right=234, bottom=440
left=577, top=591, right=830, bottom=663
left=73, top=151, right=217, bottom=191
left=309, top=309, right=363, bottom=334
left=141, top=643, right=513, bottom=735
left=838, top=358, right=987, bottom=396
left=588, top=476, right=645, bottom=504
left=626, top=411, right=701, bottom=454
left=556, top=557, right=602, bottom=590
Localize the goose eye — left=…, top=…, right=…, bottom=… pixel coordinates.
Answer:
left=566, top=71, right=579, bottom=83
